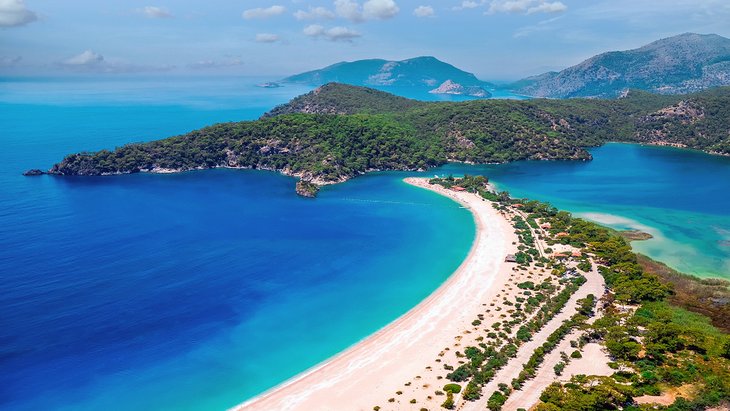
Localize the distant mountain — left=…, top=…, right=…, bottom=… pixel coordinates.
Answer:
left=512, top=33, right=730, bottom=98
left=281, top=56, right=493, bottom=98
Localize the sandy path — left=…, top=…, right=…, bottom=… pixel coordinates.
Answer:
left=502, top=332, right=613, bottom=410
left=233, top=178, right=516, bottom=411
left=462, top=265, right=605, bottom=411
left=501, top=266, right=609, bottom=411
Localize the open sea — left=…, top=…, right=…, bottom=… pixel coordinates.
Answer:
left=1, top=76, right=728, bottom=411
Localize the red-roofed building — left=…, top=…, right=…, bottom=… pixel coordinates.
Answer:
left=451, top=186, right=466, bottom=192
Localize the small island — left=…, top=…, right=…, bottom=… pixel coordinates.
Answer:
left=295, top=180, right=319, bottom=198
left=257, top=82, right=282, bottom=89
left=618, top=229, right=654, bottom=241
left=23, top=169, right=45, bottom=176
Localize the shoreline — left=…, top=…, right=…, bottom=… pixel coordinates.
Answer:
left=233, top=177, right=517, bottom=410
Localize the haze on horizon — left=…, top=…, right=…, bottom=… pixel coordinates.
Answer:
left=1, top=0, right=729, bottom=81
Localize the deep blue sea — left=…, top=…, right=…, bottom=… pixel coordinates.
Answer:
left=1, top=76, right=728, bottom=411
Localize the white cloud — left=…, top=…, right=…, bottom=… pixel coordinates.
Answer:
left=0, top=0, right=37, bottom=27
left=138, top=6, right=173, bottom=19
left=334, top=0, right=363, bottom=21
left=187, top=58, right=243, bottom=70
left=334, top=0, right=399, bottom=22
left=294, top=6, right=335, bottom=20
left=63, top=50, right=104, bottom=66
left=413, top=5, right=435, bottom=17
left=526, top=1, right=566, bottom=14
left=487, top=0, right=567, bottom=15
left=255, top=33, right=280, bottom=43
left=363, top=0, right=399, bottom=19
left=242, top=5, right=286, bottom=20
left=303, top=24, right=361, bottom=41
left=58, top=50, right=174, bottom=73
left=303, top=24, right=325, bottom=36
left=453, top=0, right=481, bottom=10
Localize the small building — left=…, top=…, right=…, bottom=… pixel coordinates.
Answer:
left=540, top=222, right=552, bottom=229
left=505, top=254, right=517, bottom=263
left=556, top=232, right=570, bottom=238
left=513, top=203, right=524, bottom=208
left=572, top=250, right=582, bottom=257
left=552, top=252, right=570, bottom=259
left=451, top=186, right=466, bottom=192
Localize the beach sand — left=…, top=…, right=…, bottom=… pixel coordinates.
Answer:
left=233, top=178, right=518, bottom=411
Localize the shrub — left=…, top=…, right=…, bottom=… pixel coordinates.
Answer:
left=487, top=391, right=507, bottom=411
left=442, top=383, right=462, bottom=394
left=446, top=365, right=471, bottom=382
left=463, top=381, right=481, bottom=401
left=518, top=281, right=535, bottom=290
left=570, top=350, right=582, bottom=359
left=516, top=326, right=532, bottom=342
left=441, top=391, right=455, bottom=409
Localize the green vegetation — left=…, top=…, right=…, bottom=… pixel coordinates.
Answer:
left=441, top=391, right=455, bottom=409
left=442, top=383, right=461, bottom=394
left=295, top=180, right=319, bottom=198
left=637, top=254, right=730, bottom=332
left=429, top=176, right=730, bottom=410
left=49, top=84, right=730, bottom=196
left=487, top=391, right=507, bottom=411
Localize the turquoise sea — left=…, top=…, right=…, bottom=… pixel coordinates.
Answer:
left=436, top=144, right=730, bottom=278
left=1, top=76, right=728, bottom=411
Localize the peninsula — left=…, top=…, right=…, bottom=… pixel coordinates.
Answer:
left=41, top=83, right=730, bottom=196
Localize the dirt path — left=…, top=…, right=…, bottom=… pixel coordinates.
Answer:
left=461, top=265, right=605, bottom=411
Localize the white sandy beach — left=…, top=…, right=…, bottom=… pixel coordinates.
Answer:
left=233, top=178, right=518, bottom=411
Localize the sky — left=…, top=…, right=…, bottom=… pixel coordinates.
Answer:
left=1, top=0, right=730, bottom=80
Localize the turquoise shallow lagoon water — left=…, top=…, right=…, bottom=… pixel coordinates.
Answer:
left=435, top=144, right=730, bottom=278
left=1, top=76, right=728, bottom=411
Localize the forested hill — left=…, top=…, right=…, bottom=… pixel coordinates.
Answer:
left=264, top=83, right=424, bottom=117
left=46, top=83, right=730, bottom=195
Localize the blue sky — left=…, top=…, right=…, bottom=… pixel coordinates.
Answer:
left=2, top=0, right=730, bottom=80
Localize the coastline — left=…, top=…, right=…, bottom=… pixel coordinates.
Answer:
left=233, top=177, right=517, bottom=410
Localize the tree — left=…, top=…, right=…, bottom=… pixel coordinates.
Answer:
left=441, top=391, right=454, bottom=409
left=487, top=391, right=507, bottom=411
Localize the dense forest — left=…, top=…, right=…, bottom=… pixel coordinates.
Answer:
left=47, top=83, right=730, bottom=194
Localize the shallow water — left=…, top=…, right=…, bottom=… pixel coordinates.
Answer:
left=435, top=143, right=730, bottom=278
